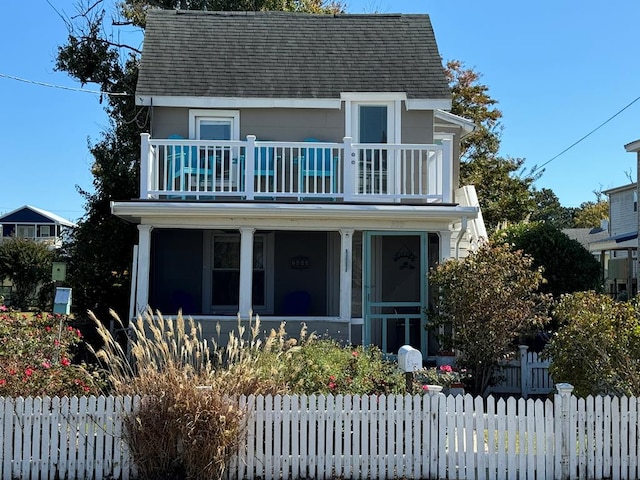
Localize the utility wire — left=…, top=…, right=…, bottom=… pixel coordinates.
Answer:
left=0, top=72, right=129, bottom=96
left=532, top=94, right=640, bottom=174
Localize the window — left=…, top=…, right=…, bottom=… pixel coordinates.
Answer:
left=39, top=225, right=52, bottom=237
left=16, top=225, right=35, bottom=239
left=189, top=110, right=239, bottom=141
left=207, top=233, right=270, bottom=314
left=634, top=191, right=637, bottom=212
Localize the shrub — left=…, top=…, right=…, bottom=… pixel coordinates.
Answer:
left=414, top=365, right=469, bottom=391
left=0, top=308, right=102, bottom=397
left=494, top=222, right=603, bottom=298
left=429, top=241, right=551, bottom=395
left=545, top=291, right=640, bottom=397
left=283, top=339, right=405, bottom=395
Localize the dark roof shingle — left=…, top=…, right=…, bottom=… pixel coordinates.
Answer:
left=136, top=10, right=451, bottom=100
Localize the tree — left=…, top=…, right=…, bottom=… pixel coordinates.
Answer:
left=545, top=291, right=640, bottom=397
left=573, top=200, right=609, bottom=228
left=0, top=238, right=54, bottom=310
left=55, top=0, right=345, bottom=320
left=495, top=222, right=602, bottom=298
left=446, top=60, right=540, bottom=230
left=530, top=188, right=575, bottom=228
left=429, top=242, right=551, bottom=395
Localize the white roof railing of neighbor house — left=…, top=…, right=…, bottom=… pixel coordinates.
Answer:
left=140, top=134, right=453, bottom=204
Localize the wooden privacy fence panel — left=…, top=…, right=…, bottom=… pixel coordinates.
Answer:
left=2, top=388, right=640, bottom=479
left=0, top=395, right=136, bottom=480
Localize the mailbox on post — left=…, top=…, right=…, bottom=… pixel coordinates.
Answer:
left=398, top=345, right=422, bottom=372
left=53, top=287, right=72, bottom=315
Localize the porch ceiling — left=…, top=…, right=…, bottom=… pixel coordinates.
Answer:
left=111, top=201, right=478, bottom=231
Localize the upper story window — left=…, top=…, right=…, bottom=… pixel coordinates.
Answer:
left=634, top=190, right=637, bottom=212
left=189, top=110, right=240, bottom=140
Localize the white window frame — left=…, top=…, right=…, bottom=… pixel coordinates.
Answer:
left=203, top=231, right=274, bottom=315
left=16, top=225, right=35, bottom=239
left=39, top=225, right=52, bottom=238
left=188, top=109, right=240, bottom=140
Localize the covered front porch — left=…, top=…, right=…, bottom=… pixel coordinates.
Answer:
left=115, top=202, right=479, bottom=359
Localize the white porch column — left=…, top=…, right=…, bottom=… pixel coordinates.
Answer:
left=238, top=227, right=255, bottom=319
left=343, top=137, right=355, bottom=201
left=135, top=224, right=153, bottom=314
left=439, top=230, right=453, bottom=263
left=339, top=229, right=354, bottom=330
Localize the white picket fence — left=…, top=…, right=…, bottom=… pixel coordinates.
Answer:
left=2, top=385, right=640, bottom=479
left=486, top=345, right=555, bottom=398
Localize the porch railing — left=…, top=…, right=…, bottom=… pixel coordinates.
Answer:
left=140, top=134, right=452, bottom=203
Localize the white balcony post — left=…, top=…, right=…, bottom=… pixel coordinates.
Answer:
left=339, top=229, right=354, bottom=339
left=140, top=133, right=151, bottom=199
left=343, top=137, right=355, bottom=201
left=238, top=227, right=255, bottom=319
left=245, top=135, right=256, bottom=200
left=135, top=224, right=152, bottom=314
left=441, top=139, right=453, bottom=203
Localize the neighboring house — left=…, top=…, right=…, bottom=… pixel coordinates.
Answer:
left=111, top=10, right=487, bottom=360
left=0, top=205, right=76, bottom=248
left=589, top=184, right=637, bottom=298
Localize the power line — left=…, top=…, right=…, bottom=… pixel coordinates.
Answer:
left=0, top=72, right=129, bottom=96
left=532, top=94, right=640, bottom=174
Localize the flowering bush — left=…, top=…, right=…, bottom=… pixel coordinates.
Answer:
left=283, top=339, right=405, bottom=395
left=414, top=365, right=469, bottom=390
left=0, top=309, right=102, bottom=397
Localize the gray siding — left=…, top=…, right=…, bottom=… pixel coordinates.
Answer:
left=609, top=189, right=637, bottom=236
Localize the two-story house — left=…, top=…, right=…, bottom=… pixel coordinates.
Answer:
left=111, top=10, right=486, bottom=360
left=590, top=184, right=637, bottom=298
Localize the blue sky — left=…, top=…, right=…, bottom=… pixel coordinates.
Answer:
left=2, top=0, right=639, bottom=221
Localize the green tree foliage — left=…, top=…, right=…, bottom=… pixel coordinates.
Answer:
left=546, top=291, right=640, bottom=397
left=446, top=60, right=539, bottom=230
left=0, top=238, right=54, bottom=310
left=495, top=222, right=602, bottom=298
left=530, top=188, right=576, bottom=228
left=55, top=0, right=344, bottom=320
left=429, top=242, right=551, bottom=395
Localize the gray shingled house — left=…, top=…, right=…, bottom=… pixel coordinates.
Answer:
left=111, top=10, right=486, bottom=360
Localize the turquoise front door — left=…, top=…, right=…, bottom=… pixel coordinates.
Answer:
left=363, top=232, right=427, bottom=358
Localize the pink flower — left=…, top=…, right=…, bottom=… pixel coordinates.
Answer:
left=76, top=329, right=82, bottom=338
left=24, top=368, right=33, bottom=377
left=352, top=351, right=358, bottom=357
left=45, top=326, right=51, bottom=332
left=61, top=358, right=71, bottom=367
left=83, top=386, right=90, bottom=392
left=422, top=385, right=429, bottom=391
left=0, top=379, right=6, bottom=385
left=328, top=382, right=336, bottom=389
left=54, top=339, right=60, bottom=347
left=439, top=365, right=453, bottom=373
left=41, top=361, right=51, bottom=369
left=0, top=305, right=7, bottom=312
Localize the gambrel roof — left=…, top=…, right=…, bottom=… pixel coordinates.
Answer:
left=136, top=10, right=451, bottom=101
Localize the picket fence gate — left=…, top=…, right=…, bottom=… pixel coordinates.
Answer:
left=485, top=345, right=555, bottom=398
left=2, top=385, right=640, bottom=480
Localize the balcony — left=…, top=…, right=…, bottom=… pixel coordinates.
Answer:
left=139, top=134, right=453, bottom=204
